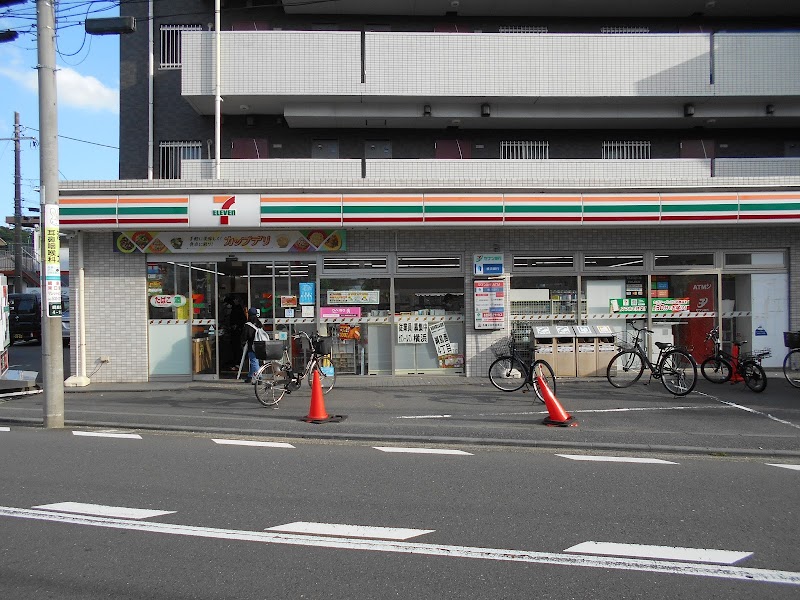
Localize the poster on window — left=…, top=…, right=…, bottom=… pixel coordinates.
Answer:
left=397, top=321, right=428, bottom=344
left=474, top=280, right=505, bottom=329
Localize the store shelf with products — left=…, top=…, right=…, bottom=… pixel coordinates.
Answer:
left=331, top=338, right=358, bottom=375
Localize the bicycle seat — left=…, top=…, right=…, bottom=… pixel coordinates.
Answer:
left=654, top=341, right=672, bottom=350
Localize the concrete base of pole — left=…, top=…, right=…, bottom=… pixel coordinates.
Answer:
left=64, top=375, right=91, bottom=387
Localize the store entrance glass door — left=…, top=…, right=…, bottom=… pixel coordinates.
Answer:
left=217, top=260, right=249, bottom=379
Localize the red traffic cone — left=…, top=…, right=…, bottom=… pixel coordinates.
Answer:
left=537, top=375, right=577, bottom=427
left=301, top=370, right=344, bottom=423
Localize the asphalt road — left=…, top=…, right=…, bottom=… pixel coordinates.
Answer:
left=1, top=428, right=798, bottom=599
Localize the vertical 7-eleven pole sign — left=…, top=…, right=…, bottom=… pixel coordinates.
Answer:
left=43, top=203, right=62, bottom=317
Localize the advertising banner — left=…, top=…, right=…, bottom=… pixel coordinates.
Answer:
left=474, top=280, right=505, bottom=329
left=113, top=230, right=345, bottom=254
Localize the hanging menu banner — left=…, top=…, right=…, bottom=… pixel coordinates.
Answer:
left=474, top=280, right=505, bottom=329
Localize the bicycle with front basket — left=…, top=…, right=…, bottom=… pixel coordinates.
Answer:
left=783, top=330, right=800, bottom=389
left=606, top=323, right=697, bottom=396
left=252, top=331, right=336, bottom=407
left=700, top=327, right=769, bottom=392
left=488, top=335, right=556, bottom=402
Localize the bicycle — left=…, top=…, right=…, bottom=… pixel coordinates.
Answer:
left=252, top=331, right=336, bottom=407
left=783, top=331, right=800, bottom=388
left=700, top=327, right=769, bottom=392
left=606, top=323, right=697, bottom=396
left=488, top=335, right=556, bottom=402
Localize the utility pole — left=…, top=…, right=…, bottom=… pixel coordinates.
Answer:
left=37, top=0, right=64, bottom=428
left=1, top=113, right=36, bottom=294
left=13, top=112, right=24, bottom=293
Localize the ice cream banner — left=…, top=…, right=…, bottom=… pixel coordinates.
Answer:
left=113, top=230, right=345, bottom=254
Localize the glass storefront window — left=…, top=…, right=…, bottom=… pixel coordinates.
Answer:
left=654, top=253, right=714, bottom=268
left=393, top=277, right=465, bottom=375
left=584, top=254, right=644, bottom=269
left=513, top=255, right=574, bottom=270
left=510, top=276, right=580, bottom=322
left=319, top=278, right=391, bottom=376
left=650, top=274, right=716, bottom=363
left=724, top=251, right=785, bottom=267
left=189, top=262, right=218, bottom=376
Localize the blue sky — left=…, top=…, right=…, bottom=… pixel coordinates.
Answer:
left=0, top=1, right=120, bottom=225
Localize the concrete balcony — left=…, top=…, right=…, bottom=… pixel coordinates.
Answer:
left=182, top=31, right=800, bottom=126
left=178, top=157, right=800, bottom=190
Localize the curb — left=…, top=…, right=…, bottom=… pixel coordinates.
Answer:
left=3, top=416, right=799, bottom=459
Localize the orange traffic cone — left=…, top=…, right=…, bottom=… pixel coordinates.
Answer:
left=537, top=375, right=577, bottom=427
left=301, top=370, right=345, bottom=423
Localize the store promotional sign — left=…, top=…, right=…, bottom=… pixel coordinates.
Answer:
left=610, top=298, right=691, bottom=313
left=327, top=290, right=380, bottom=305
left=113, top=230, right=345, bottom=254
left=320, top=306, right=362, bottom=318
left=474, top=280, right=505, bottom=329
left=398, top=321, right=428, bottom=344
left=299, top=282, right=315, bottom=305
left=149, top=295, right=187, bottom=308
left=474, top=254, right=504, bottom=275
left=428, top=321, right=453, bottom=355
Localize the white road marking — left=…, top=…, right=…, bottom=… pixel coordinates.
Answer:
left=32, top=502, right=175, bottom=520
left=1, top=506, right=797, bottom=586
left=565, top=541, right=752, bottom=565
left=266, top=521, right=434, bottom=540
left=766, top=463, right=800, bottom=471
left=72, top=431, right=142, bottom=439
left=556, top=454, right=678, bottom=465
left=212, top=439, right=295, bottom=448
left=694, top=391, right=800, bottom=430
left=0, top=426, right=9, bottom=432
left=396, top=415, right=452, bottom=419
left=373, top=446, right=473, bottom=455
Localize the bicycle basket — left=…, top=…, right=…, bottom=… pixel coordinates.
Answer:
left=615, top=331, right=636, bottom=351
left=253, top=340, right=284, bottom=361
left=784, top=331, right=800, bottom=349
left=311, top=336, right=333, bottom=356
left=491, top=336, right=514, bottom=357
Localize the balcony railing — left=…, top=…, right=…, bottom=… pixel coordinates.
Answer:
left=178, top=157, right=800, bottom=190
left=182, top=31, right=800, bottom=102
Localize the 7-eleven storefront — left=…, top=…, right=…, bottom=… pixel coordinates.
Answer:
left=59, top=189, right=798, bottom=383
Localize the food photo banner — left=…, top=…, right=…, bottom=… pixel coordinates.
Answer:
left=113, top=230, right=345, bottom=254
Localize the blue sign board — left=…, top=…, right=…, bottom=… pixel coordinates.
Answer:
left=299, top=282, right=316, bottom=305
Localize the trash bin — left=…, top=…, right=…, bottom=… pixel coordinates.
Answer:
left=532, top=325, right=556, bottom=363
left=597, top=336, right=618, bottom=375
left=554, top=335, right=577, bottom=377
left=576, top=337, right=598, bottom=376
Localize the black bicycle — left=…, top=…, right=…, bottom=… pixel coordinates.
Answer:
left=700, top=327, right=768, bottom=392
left=488, top=335, right=556, bottom=402
left=606, top=323, right=697, bottom=396
left=782, top=331, right=800, bottom=389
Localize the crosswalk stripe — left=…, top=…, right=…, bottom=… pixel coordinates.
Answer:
left=565, top=541, right=752, bottom=565
left=212, top=439, right=294, bottom=448
left=1, top=506, right=797, bottom=586
left=373, top=446, right=473, bottom=455
left=766, top=463, right=800, bottom=471
left=32, top=502, right=175, bottom=520
left=556, top=454, right=678, bottom=464
left=265, top=522, right=434, bottom=540
left=72, top=431, right=142, bottom=439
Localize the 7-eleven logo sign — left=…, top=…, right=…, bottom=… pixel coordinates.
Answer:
left=212, top=195, right=236, bottom=225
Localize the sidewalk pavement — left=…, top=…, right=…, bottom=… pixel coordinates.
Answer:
left=1, top=375, right=799, bottom=458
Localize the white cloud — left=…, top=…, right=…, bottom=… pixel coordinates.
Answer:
left=0, top=62, right=118, bottom=114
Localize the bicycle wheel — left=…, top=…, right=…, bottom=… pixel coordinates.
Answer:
left=489, top=356, right=528, bottom=392
left=701, top=356, right=733, bottom=383
left=784, top=348, right=800, bottom=389
left=307, top=356, right=336, bottom=393
left=530, top=360, right=556, bottom=403
left=741, top=360, right=767, bottom=393
left=660, top=350, right=697, bottom=396
left=253, top=362, right=287, bottom=407
left=606, top=350, right=645, bottom=388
